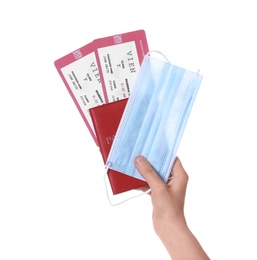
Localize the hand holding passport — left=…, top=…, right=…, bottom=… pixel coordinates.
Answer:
left=55, top=30, right=202, bottom=197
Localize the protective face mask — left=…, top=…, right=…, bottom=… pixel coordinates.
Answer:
left=105, top=51, right=203, bottom=203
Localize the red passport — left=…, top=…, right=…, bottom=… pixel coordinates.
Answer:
left=89, top=99, right=147, bottom=194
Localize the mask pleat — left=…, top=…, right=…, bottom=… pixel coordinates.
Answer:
left=147, top=67, right=187, bottom=179
left=140, top=65, right=180, bottom=158
left=162, top=73, right=202, bottom=181
left=124, top=60, right=175, bottom=176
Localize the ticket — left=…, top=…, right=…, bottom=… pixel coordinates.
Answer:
left=54, top=42, right=104, bottom=145
left=93, top=30, right=149, bottom=102
left=54, top=30, right=149, bottom=144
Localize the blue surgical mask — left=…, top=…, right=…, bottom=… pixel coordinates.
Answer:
left=106, top=51, right=203, bottom=183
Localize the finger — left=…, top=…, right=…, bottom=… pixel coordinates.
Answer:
left=171, top=157, right=189, bottom=189
left=134, top=156, right=165, bottom=190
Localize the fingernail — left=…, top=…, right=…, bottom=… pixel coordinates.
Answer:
left=135, top=156, right=146, bottom=166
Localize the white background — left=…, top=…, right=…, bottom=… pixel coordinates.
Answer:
left=1, top=1, right=256, bottom=259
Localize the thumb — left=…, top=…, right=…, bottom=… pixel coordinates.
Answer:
left=134, top=156, right=165, bottom=190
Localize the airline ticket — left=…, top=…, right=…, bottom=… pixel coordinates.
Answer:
left=94, top=30, right=149, bottom=102
left=54, top=30, right=149, bottom=144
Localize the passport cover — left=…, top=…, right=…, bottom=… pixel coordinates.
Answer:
left=89, top=99, right=147, bottom=194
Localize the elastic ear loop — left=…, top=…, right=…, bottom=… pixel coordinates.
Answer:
left=104, top=164, right=151, bottom=206
left=148, top=50, right=201, bottom=75
left=147, top=50, right=171, bottom=63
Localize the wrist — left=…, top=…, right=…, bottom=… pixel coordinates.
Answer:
left=153, top=211, right=187, bottom=236
left=155, top=216, right=189, bottom=242
left=155, top=218, right=210, bottom=260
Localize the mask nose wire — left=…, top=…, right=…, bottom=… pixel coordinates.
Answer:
left=104, top=164, right=151, bottom=206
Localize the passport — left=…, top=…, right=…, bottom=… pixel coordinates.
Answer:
left=89, top=99, right=147, bottom=195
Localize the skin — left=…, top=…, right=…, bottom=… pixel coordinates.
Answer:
left=134, top=155, right=210, bottom=260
